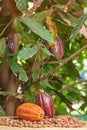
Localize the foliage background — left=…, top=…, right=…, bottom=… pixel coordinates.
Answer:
left=0, top=0, right=87, bottom=118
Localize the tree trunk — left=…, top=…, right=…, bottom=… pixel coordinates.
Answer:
left=0, top=0, right=20, bottom=116
left=4, top=71, right=17, bottom=116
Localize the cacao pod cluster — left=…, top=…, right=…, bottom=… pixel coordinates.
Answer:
left=16, top=92, right=55, bottom=121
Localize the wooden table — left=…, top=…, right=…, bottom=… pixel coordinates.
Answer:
left=0, top=116, right=87, bottom=130
left=0, top=124, right=87, bottom=130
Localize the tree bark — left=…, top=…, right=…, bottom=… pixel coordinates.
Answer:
left=0, top=0, right=21, bottom=116
left=4, top=71, right=17, bottom=116
left=0, top=0, right=7, bottom=17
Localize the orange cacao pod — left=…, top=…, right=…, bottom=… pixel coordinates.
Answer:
left=16, top=103, right=44, bottom=121
left=36, top=92, right=55, bottom=118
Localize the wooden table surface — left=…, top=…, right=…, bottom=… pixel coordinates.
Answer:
left=0, top=124, right=87, bottom=130
left=0, top=126, right=87, bottom=130
left=0, top=116, right=87, bottom=130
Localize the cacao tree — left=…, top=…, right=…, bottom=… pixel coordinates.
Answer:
left=0, top=0, right=87, bottom=116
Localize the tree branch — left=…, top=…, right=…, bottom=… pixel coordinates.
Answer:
left=59, top=79, right=87, bottom=92
left=33, top=44, right=87, bottom=83
left=25, top=0, right=44, bottom=18
left=7, top=0, right=21, bottom=30
left=7, top=0, right=21, bottom=18
left=65, top=0, right=75, bottom=11
left=0, top=21, right=12, bottom=37
left=0, top=0, right=7, bottom=17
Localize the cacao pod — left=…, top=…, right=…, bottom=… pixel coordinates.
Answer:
left=36, top=92, right=55, bottom=118
left=50, top=36, right=64, bottom=59
left=16, top=103, right=44, bottom=121
left=7, top=37, right=15, bottom=53
left=46, top=16, right=58, bottom=39
left=46, top=16, right=64, bottom=59
left=46, top=16, right=58, bottom=46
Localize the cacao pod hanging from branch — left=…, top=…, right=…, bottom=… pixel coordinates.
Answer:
left=46, top=16, right=64, bottom=59
left=7, top=36, right=15, bottom=53
left=50, top=36, right=64, bottom=59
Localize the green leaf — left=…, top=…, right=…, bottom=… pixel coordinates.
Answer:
left=31, top=10, right=52, bottom=24
left=14, top=19, right=37, bottom=44
left=9, top=55, right=28, bottom=82
left=17, top=45, right=38, bottom=61
left=74, top=115, right=87, bottom=121
left=40, top=79, right=56, bottom=90
left=70, top=13, right=87, bottom=40
left=0, top=105, right=5, bottom=116
left=42, top=45, right=54, bottom=56
left=0, top=91, right=17, bottom=96
left=58, top=11, right=77, bottom=27
left=56, top=102, right=69, bottom=115
left=0, top=91, right=10, bottom=96
left=16, top=0, right=28, bottom=12
left=20, top=17, right=54, bottom=43
left=14, top=19, right=24, bottom=34
left=0, top=38, right=6, bottom=56
left=25, top=87, right=36, bottom=103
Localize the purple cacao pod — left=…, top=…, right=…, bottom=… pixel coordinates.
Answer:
left=36, top=92, right=55, bottom=118
left=7, top=37, right=15, bottom=53
left=50, top=36, right=64, bottom=59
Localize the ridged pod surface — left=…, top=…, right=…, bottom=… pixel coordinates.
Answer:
left=36, top=92, right=55, bottom=118
left=16, top=103, right=44, bottom=121
left=50, top=36, right=64, bottom=59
